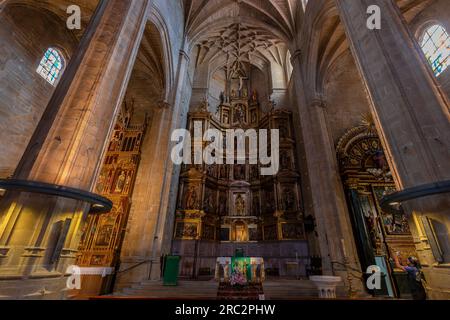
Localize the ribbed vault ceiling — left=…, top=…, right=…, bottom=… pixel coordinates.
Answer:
left=184, top=0, right=299, bottom=42
left=185, top=0, right=299, bottom=72
left=194, top=22, right=288, bottom=69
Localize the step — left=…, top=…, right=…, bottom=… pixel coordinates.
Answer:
left=263, top=280, right=318, bottom=299
left=116, top=279, right=319, bottom=300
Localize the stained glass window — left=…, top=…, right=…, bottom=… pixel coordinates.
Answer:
left=420, top=25, right=450, bottom=77
left=36, top=48, right=64, bottom=85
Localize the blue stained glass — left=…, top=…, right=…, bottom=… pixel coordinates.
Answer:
left=421, top=25, right=449, bottom=77
left=36, top=47, right=64, bottom=85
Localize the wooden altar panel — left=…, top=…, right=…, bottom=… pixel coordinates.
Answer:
left=75, top=103, right=147, bottom=295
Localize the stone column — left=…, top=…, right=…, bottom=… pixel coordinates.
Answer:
left=335, top=0, right=450, bottom=299
left=0, top=0, right=151, bottom=299
left=114, top=49, right=192, bottom=290
left=291, top=51, right=364, bottom=297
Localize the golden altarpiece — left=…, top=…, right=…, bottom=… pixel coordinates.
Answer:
left=172, top=77, right=308, bottom=278
left=76, top=103, right=147, bottom=294
left=337, top=123, right=418, bottom=298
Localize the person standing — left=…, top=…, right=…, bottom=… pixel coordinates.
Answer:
left=394, top=252, right=427, bottom=300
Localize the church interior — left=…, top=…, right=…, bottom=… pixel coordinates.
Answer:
left=0, top=0, right=449, bottom=300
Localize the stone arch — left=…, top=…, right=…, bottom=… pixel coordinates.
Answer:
left=299, top=0, right=347, bottom=99
left=149, top=7, right=175, bottom=103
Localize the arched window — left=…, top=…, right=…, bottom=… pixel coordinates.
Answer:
left=420, top=25, right=449, bottom=77
left=36, top=47, right=64, bottom=85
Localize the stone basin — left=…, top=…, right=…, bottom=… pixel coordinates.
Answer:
left=309, top=276, right=342, bottom=299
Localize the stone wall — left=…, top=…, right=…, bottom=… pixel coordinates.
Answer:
left=323, top=52, right=371, bottom=144
left=0, top=4, right=78, bottom=178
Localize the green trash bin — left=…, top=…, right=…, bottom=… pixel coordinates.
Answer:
left=163, top=255, right=180, bottom=286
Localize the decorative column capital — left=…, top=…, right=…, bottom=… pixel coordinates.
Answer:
left=290, top=49, right=302, bottom=65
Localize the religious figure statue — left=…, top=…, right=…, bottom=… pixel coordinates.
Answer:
left=283, top=188, right=295, bottom=211
left=109, top=132, right=121, bottom=151
left=95, top=216, right=115, bottom=246
left=123, top=173, right=132, bottom=194
left=114, top=171, right=126, bottom=193
left=96, top=225, right=112, bottom=247
left=235, top=225, right=246, bottom=242
left=220, top=91, right=225, bottom=105
left=364, top=209, right=378, bottom=247
left=239, top=76, right=245, bottom=91
left=233, top=105, right=246, bottom=124
left=251, top=111, right=257, bottom=123
left=96, top=171, right=106, bottom=194
left=235, top=194, right=246, bottom=216
left=204, top=190, right=215, bottom=212
left=198, top=98, right=208, bottom=112
left=186, top=186, right=199, bottom=210
left=223, top=112, right=230, bottom=125
left=252, top=89, right=258, bottom=102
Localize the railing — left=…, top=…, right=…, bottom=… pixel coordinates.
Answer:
left=116, top=260, right=152, bottom=275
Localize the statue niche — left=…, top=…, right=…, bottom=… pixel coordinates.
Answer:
left=114, top=170, right=127, bottom=193
left=233, top=104, right=247, bottom=124
left=234, top=164, right=246, bottom=180
left=234, top=221, right=248, bottom=242
left=235, top=194, right=246, bottom=216
left=185, top=186, right=200, bottom=210
left=282, top=188, right=296, bottom=212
